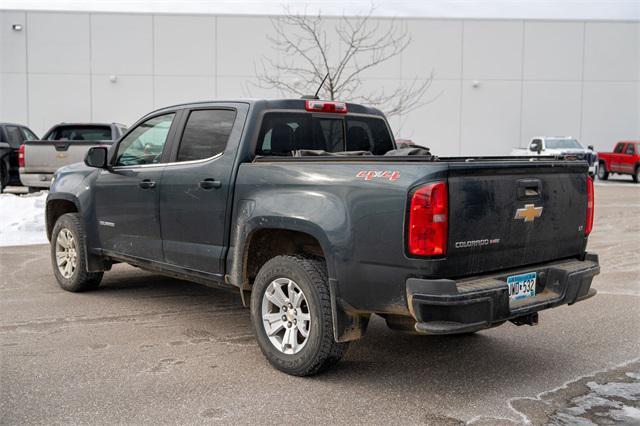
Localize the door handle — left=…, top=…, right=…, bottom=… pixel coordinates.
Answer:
left=139, top=179, right=156, bottom=189
left=199, top=178, right=221, bottom=190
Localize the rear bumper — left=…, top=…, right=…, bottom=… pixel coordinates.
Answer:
left=19, top=170, right=54, bottom=188
left=406, top=253, right=600, bottom=334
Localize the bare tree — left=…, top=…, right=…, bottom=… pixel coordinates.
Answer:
left=255, top=5, right=436, bottom=118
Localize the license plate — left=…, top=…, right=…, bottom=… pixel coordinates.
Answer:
left=507, top=272, right=537, bottom=301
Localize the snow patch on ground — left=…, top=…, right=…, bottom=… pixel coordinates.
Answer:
left=0, top=192, right=49, bottom=247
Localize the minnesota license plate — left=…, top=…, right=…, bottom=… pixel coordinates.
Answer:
left=507, top=272, right=537, bottom=301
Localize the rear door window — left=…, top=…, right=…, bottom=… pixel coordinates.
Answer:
left=5, top=126, right=24, bottom=148
left=625, top=144, right=635, bottom=155
left=256, top=113, right=392, bottom=155
left=176, top=109, right=236, bottom=162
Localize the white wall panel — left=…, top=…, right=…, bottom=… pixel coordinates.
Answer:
left=520, top=81, right=582, bottom=146
left=154, top=15, right=214, bottom=76
left=584, top=22, right=639, bottom=81
left=402, top=19, right=462, bottom=80
left=460, top=80, right=521, bottom=155
left=27, top=74, right=90, bottom=135
left=154, top=75, right=214, bottom=108
left=92, top=75, right=153, bottom=126
left=217, top=16, right=278, bottom=77
left=396, top=80, right=461, bottom=155
left=1, top=11, right=27, bottom=73
left=581, top=82, right=639, bottom=152
left=216, top=76, right=282, bottom=99
left=523, top=22, right=584, bottom=81
left=27, top=12, right=90, bottom=74
left=0, top=73, right=28, bottom=124
left=91, top=14, right=153, bottom=75
left=462, top=20, right=523, bottom=80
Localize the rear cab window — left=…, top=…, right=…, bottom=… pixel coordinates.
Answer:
left=48, top=126, right=112, bottom=141
left=614, top=143, right=625, bottom=154
left=256, top=112, right=393, bottom=156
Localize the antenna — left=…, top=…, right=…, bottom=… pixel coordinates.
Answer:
left=314, top=73, right=329, bottom=99
left=301, top=73, right=329, bottom=100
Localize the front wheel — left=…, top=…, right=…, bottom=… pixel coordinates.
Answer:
left=51, top=213, right=103, bottom=292
left=597, top=162, right=609, bottom=180
left=250, top=255, right=349, bottom=376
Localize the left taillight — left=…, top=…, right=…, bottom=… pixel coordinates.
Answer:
left=18, top=144, right=25, bottom=168
left=407, top=181, right=448, bottom=256
left=585, top=176, right=594, bottom=236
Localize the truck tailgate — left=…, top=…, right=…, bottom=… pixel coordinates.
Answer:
left=445, top=160, right=589, bottom=276
left=22, top=141, right=113, bottom=173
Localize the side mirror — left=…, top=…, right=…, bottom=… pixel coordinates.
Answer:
left=85, top=146, right=108, bottom=169
left=530, top=142, right=542, bottom=154
left=588, top=145, right=594, bottom=151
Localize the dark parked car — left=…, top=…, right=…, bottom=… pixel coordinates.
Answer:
left=46, top=99, right=599, bottom=376
left=0, top=122, right=39, bottom=192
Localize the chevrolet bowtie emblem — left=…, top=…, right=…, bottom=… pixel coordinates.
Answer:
left=514, top=204, right=543, bottom=222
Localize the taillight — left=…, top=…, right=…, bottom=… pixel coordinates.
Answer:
left=18, top=144, right=25, bottom=168
left=305, top=100, right=347, bottom=113
left=585, top=176, right=594, bottom=236
left=408, top=182, right=448, bottom=256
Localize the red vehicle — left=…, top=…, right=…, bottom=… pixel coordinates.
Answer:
left=598, top=141, right=640, bottom=183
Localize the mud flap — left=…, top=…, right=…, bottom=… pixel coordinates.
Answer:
left=329, top=278, right=369, bottom=342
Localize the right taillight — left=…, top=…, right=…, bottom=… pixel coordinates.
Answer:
left=585, top=176, right=594, bottom=236
left=18, top=144, right=25, bottom=168
left=408, top=181, right=448, bottom=256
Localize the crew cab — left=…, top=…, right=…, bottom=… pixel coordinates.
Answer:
left=511, top=137, right=598, bottom=177
left=597, top=141, right=640, bottom=183
left=19, top=122, right=126, bottom=190
left=0, top=123, right=39, bottom=192
left=46, top=99, right=599, bottom=376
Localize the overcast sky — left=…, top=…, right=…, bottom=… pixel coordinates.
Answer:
left=1, top=0, right=639, bottom=20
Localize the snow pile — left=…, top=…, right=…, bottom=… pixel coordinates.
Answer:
left=0, top=192, right=49, bottom=247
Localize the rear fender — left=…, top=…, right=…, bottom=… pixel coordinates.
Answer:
left=227, top=208, right=368, bottom=342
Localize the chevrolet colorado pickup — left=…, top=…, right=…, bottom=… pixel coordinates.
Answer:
left=597, top=141, right=640, bottom=183
left=20, top=122, right=126, bottom=190
left=46, top=99, right=599, bottom=376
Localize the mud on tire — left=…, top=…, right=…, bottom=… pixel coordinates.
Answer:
left=51, top=213, right=103, bottom=292
left=250, top=255, right=349, bottom=376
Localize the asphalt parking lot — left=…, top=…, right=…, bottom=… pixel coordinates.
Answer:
left=1, top=181, right=638, bottom=424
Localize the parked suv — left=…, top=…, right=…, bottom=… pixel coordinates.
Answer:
left=46, top=99, right=599, bottom=375
left=0, top=123, right=39, bottom=192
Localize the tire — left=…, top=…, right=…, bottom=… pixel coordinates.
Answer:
left=597, top=162, right=609, bottom=180
left=0, top=161, right=8, bottom=192
left=633, top=166, right=639, bottom=183
left=51, top=213, right=103, bottom=292
left=250, top=255, right=349, bottom=376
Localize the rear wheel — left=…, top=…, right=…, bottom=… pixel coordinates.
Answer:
left=597, top=162, right=609, bottom=180
left=633, top=166, right=639, bottom=183
left=250, top=255, right=349, bottom=376
left=51, top=213, right=103, bottom=292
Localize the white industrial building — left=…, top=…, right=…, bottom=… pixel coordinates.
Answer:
left=0, top=9, right=638, bottom=155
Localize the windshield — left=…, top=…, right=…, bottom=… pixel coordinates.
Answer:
left=545, top=138, right=582, bottom=149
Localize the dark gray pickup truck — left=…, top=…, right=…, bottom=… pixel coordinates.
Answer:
left=46, top=99, right=599, bottom=376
